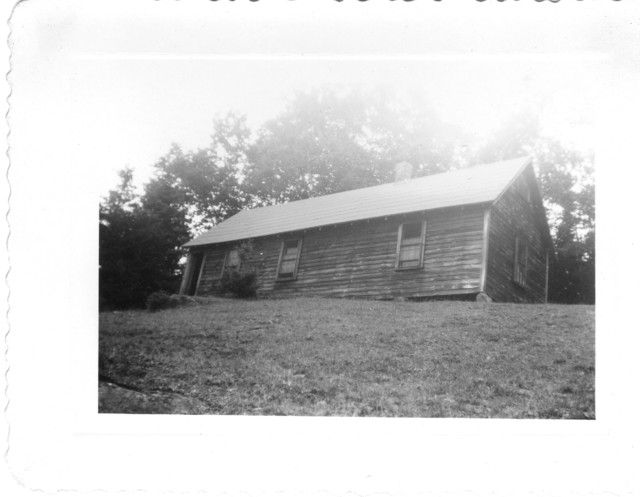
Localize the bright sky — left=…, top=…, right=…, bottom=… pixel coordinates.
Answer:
left=9, top=0, right=624, bottom=198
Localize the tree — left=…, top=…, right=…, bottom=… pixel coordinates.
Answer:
left=150, top=113, right=250, bottom=234
left=244, top=89, right=375, bottom=204
left=363, top=89, right=468, bottom=178
left=243, top=88, right=466, bottom=205
left=99, top=113, right=251, bottom=309
left=99, top=168, right=190, bottom=309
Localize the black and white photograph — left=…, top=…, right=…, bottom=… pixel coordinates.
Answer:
left=2, top=1, right=639, bottom=496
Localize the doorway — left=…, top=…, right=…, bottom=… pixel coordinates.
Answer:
left=187, top=253, right=205, bottom=296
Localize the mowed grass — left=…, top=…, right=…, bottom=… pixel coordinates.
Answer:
left=99, top=298, right=595, bottom=418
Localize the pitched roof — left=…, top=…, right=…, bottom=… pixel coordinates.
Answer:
left=185, top=156, right=531, bottom=247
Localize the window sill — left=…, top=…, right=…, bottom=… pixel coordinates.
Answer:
left=395, top=266, right=424, bottom=271
left=276, top=276, right=298, bottom=282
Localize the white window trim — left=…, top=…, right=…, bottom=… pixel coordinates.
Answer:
left=220, top=248, right=241, bottom=277
left=395, top=220, right=427, bottom=270
left=277, top=239, right=303, bottom=281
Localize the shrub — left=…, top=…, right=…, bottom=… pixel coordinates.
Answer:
left=217, top=239, right=259, bottom=298
left=219, top=270, right=257, bottom=298
left=168, top=294, right=189, bottom=307
left=146, top=291, right=179, bottom=312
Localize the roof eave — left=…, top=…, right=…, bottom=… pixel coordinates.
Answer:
left=182, top=200, right=495, bottom=249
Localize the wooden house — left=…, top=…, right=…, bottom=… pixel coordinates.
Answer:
left=180, top=157, right=554, bottom=303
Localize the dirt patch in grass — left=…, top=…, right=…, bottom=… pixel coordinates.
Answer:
left=99, top=298, right=595, bottom=418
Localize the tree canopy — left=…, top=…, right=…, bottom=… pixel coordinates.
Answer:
left=243, top=89, right=466, bottom=205
left=150, top=113, right=250, bottom=234
left=99, top=168, right=190, bottom=309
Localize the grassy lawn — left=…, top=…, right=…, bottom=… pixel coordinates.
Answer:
left=99, top=297, right=595, bottom=418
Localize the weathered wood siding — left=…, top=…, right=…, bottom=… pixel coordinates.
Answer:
left=194, top=205, right=485, bottom=300
left=484, top=168, right=548, bottom=303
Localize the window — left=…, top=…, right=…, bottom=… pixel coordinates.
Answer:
left=396, top=221, right=426, bottom=269
left=513, top=237, right=528, bottom=287
left=277, top=239, right=302, bottom=280
left=224, top=248, right=241, bottom=271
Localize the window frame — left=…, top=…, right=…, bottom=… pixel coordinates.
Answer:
left=513, top=236, right=529, bottom=288
left=276, top=239, right=303, bottom=281
left=221, top=248, right=241, bottom=277
left=395, top=220, right=427, bottom=270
